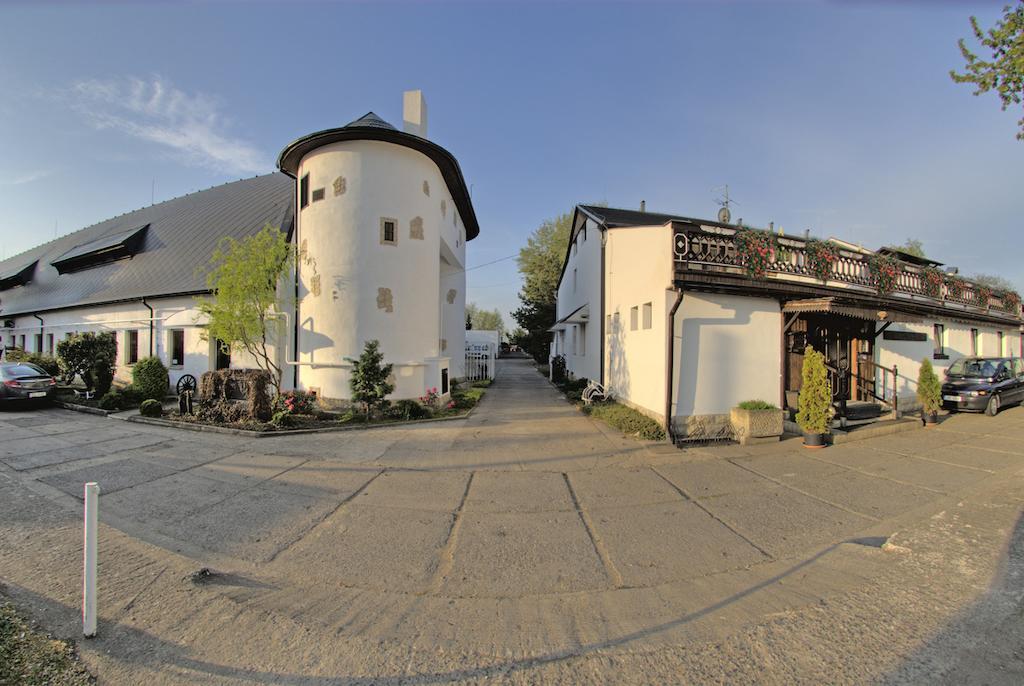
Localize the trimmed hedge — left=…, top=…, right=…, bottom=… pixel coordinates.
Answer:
left=139, top=399, right=163, bottom=418
left=584, top=402, right=665, bottom=441
left=3, top=350, right=61, bottom=377
left=133, top=357, right=168, bottom=401
left=198, top=369, right=273, bottom=421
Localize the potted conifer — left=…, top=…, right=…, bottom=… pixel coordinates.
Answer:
left=797, top=345, right=832, bottom=448
left=917, top=357, right=942, bottom=426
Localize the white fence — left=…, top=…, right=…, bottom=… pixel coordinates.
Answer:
left=464, top=346, right=496, bottom=381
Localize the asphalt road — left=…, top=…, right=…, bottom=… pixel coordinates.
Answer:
left=1, top=359, right=1022, bottom=684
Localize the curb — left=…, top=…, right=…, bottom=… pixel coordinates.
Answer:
left=54, top=400, right=113, bottom=417
left=127, top=406, right=477, bottom=438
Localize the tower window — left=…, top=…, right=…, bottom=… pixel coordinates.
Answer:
left=311, top=188, right=325, bottom=202
left=300, top=174, right=310, bottom=209
left=380, top=217, right=398, bottom=246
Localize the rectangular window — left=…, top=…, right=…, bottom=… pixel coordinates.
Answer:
left=933, top=323, right=946, bottom=358
left=34, top=333, right=42, bottom=353
left=380, top=217, right=397, bottom=245
left=300, top=174, right=309, bottom=209
left=998, top=331, right=1004, bottom=356
left=126, top=330, right=139, bottom=365
left=630, top=306, right=639, bottom=331
left=46, top=334, right=54, bottom=355
left=971, top=328, right=979, bottom=356
left=311, top=187, right=325, bottom=202
left=577, top=323, right=586, bottom=356
left=18, top=335, right=25, bottom=349
left=169, top=329, right=185, bottom=367
left=642, top=302, right=653, bottom=329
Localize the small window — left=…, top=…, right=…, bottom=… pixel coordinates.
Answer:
left=169, top=329, right=185, bottom=367
left=380, top=217, right=397, bottom=245
left=933, top=323, right=945, bottom=359
left=311, top=187, right=325, bottom=202
left=642, top=302, right=653, bottom=329
left=300, top=174, right=310, bottom=209
left=998, top=331, right=1004, bottom=356
left=46, top=334, right=54, bottom=355
left=17, top=335, right=25, bottom=349
left=126, top=330, right=139, bottom=365
left=577, top=323, right=586, bottom=356
left=630, top=306, right=639, bottom=331
left=971, top=328, right=979, bottom=356
left=34, top=333, right=42, bottom=353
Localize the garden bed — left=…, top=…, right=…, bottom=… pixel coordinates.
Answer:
left=548, top=377, right=665, bottom=441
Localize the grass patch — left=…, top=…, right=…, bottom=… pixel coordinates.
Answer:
left=470, top=378, right=493, bottom=388
left=736, top=399, right=778, bottom=411
left=0, top=598, right=94, bottom=685
left=582, top=401, right=666, bottom=441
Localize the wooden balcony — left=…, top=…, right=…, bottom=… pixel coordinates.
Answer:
left=672, top=223, right=1022, bottom=324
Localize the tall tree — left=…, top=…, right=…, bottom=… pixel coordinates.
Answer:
left=196, top=224, right=292, bottom=393
left=466, top=302, right=504, bottom=333
left=950, top=2, right=1024, bottom=140
left=512, top=211, right=572, bottom=362
left=886, top=238, right=926, bottom=258
left=971, top=272, right=1016, bottom=291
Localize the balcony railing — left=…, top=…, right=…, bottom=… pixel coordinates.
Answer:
left=672, top=225, right=1020, bottom=319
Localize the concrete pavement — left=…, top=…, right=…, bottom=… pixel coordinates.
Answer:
left=1, top=358, right=1023, bottom=683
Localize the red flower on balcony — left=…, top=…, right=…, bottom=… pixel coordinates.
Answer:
left=922, top=267, right=944, bottom=298
left=1001, top=290, right=1021, bottom=312
left=805, top=239, right=840, bottom=282
left=867, top=253, right=902, bottom=295
left=734, top=229, right=777, bottom=279
left=945, top=274, right=967, bottom=300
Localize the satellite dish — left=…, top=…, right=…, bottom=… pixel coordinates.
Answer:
left=718, top=206, right=731, bottom=223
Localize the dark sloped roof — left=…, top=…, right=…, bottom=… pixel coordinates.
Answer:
left=0, top=173, right=293, bottom=317
left=277, top=113, right=480, bottom=241
left=578, top=204, right=723, bottom=230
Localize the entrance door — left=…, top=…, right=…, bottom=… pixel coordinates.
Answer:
left=785, top=313, right=874, bottom=412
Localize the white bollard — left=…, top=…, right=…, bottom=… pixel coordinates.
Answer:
left=83, top=482, right=98, bottom=638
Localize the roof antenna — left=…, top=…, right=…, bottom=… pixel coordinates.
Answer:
left=713, top=185, right=737, bottom=224
left=151, top=179, right=155, bottom=206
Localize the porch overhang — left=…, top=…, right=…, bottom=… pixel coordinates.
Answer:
left=556, top=303, right=590, bottom=325
left=782, top=298, right=923, bottom=324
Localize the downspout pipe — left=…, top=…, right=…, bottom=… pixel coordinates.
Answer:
left=141, top=298, right=154, bottom=356
left=665, top=289, right=684, bottom=444
left=599, top=230, right=607, bottom=388
left=33, top=314, right=44, bottom=352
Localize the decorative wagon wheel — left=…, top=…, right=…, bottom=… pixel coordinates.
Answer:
left=176, top=374, right=198, bottom=395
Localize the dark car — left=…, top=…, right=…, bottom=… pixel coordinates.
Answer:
left=941, top=357, right=1024, bottom=416
left=0, top=362, right=58, bottom=406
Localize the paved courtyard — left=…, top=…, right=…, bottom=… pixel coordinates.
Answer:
left=1, top=359, right=1023, bottom=684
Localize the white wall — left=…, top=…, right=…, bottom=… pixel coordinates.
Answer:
left=553, top=217, right=602, bottom=382
left=604, top=224, right=673, bottom=419
left=672, top=292, right=782, bottom=419
left=293, top=139, right=466, bottom=399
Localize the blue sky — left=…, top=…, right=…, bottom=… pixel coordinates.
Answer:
left=1, top=1, right=1021, bottom=327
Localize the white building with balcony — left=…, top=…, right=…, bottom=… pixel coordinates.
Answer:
left=551, top=204, right=1023, bottom=441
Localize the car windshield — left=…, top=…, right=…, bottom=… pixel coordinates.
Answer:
left=1, top=363, right=48, bottom=378
left=947, top=358, right=1004, bottom=379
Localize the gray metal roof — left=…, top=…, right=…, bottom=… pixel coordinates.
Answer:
left=0, top=173, right=294, bottom=317
left=345, top=112, right=398, bottom=131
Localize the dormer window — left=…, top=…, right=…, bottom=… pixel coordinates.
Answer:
left=51, top=225, right=148, bottom=274
left=0, top=260, right=37, bottom=291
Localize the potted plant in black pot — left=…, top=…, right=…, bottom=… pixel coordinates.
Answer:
left=917, top=357, right=941, bottom=426
left=797, top=345, right=832, bottom=448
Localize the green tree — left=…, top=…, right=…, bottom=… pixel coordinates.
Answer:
left=797, top=346, right=833, bottom=436
left=513, top=211, right=572, bottom=362
left=348, top=339, right=394, bottom=419
left=56, top=332, right=117, bottom=391
left=951, top=2, right=1024, bottom=140
left=196, top=224, right=292, bottom=393
left=466, top=302, right=505, bottom=333
left=917, top=358, right=942, bottom=416
left=971, top=272, right=1015, bottom=291
left=887, top=238, right=926, bottom=258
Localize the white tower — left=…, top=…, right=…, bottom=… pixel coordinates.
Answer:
left=277, top=91, right=479, bottom=402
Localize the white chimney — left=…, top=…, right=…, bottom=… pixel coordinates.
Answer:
left=403, top=90, right=428, bottom=138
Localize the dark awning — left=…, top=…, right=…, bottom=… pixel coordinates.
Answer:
left=783, top=297, right=922, bottom=323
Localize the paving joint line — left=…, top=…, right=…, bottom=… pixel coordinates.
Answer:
left=171, top=458, right=313, bottom=522
left=428, top=471, right=475, bottom=594
left=562, top=472, right=625, bottom=589
left=867, top=446, right=996, bottom=474
left=649, top=466, right=774, bottom=561
left=805, top=454, right=948, bottom=495
left=726, top=459, right=881, bottom=523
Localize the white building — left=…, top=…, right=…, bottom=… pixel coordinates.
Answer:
left=551, top=204, right=1023, bottom=440
left=0, top=91, right=480, bottom=402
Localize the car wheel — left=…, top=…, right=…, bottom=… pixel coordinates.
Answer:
left=986, top=394, right=1000, bottom=416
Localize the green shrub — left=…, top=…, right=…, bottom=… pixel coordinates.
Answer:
left=270, top=410, right=295, bottom=427
left=5, top=350, right=61, bottom=377
left=587, top=402, right=665, bottom=440
left=392, top=399, right=431, bottom=420
left=917, top=357, right=942, bottom=414
left=797, top=346, right=832, bottom=435
left=737, top=399, right=778, bottom=411
left=560, top=378, right=588, bottom=402
left=550, top=355, right=567, bottom=383
left=92, top=360, right=114, bottom=396
left=133, top=357, right=168, bottom=401
left=347, top=339, right=394, bottom=418
left=56, top=331, right=117, bottom=389
left=139, top=399, right=163, bottom=418
left=98, top=391, right=122, bottom=410
left=450, top=387, right=485, bottom=410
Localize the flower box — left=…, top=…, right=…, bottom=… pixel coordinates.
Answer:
left=729, top=407, right=784, bottom=445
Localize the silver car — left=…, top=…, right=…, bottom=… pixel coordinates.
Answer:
left=0, top=362, right=57, bottom=405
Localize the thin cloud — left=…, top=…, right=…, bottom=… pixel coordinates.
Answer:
left=0, top=169, right=53, bottom=185
left=67, top=76, right=269, bottom=175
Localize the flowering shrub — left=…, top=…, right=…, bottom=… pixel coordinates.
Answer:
left=804, top=240, right=840, bottom=282
left=277, top=390, right=317, bottom=414
left=945, top=274, right=967, bottom=300
left=922, top=267, right=945, bottom=298
left=1001, top=290, right=1021, bottom=312
left=419, top=387, right=440, bottom=408
left=976, top=285, right=993, bottom=308
left=867, top=253, right=901, bottom=294
left=446, top=400, right=456, bottom=410
left=734, top=229, right=777, bottom=279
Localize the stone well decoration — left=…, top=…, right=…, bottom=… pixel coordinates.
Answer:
left=729, top=403, right=784, bottom=445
